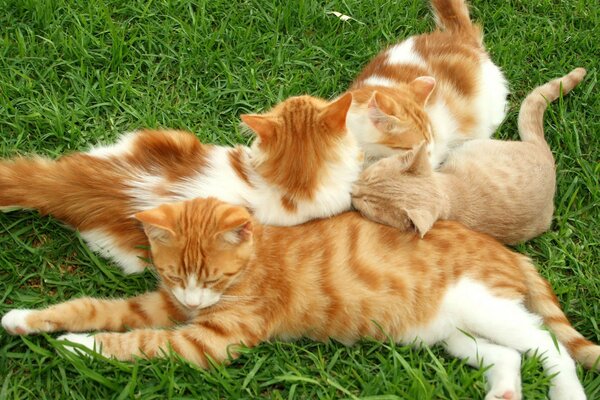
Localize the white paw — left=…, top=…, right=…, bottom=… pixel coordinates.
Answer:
left=485, top=354, right=522, bottom=400
left=485, top=385, right=522, bottom=400
left=57, top=333, right=100, bottom=355
left=486, top=373, right=522, bottom=399
left=2, top=309, right=35, bottom=335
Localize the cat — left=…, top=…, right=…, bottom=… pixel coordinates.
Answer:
left=345, top=0, right=508, bottom=167
left=0, top=93, right=362, bottom=273
left=3, top=197, right=598, bottom=400
left=352, top=68, right=586, bottom=244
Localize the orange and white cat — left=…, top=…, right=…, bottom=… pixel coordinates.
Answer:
left=346, top=0, right=508, bottom=167
left=0, top=93, right=362, bottom=273
left=3, top=198, right=598, bottom=400
left=353, top=69, right=585, bottom=243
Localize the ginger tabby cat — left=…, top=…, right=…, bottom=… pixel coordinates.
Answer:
left=346, top=0, right=508, bottom=167
left=0, top=93, right=362, bottom=274
left=3, top=197, right=598, bottom=400
left=353, top=68, right=586, bottom=243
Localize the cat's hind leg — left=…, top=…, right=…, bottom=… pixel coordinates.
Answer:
left=454, top=281, right=586, bottom=400
left=80, top=228, right=148, bottom=274
left=443, top=331, right=522, bottom=400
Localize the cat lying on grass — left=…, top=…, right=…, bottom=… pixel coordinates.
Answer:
left=0, top=93, right=362, bottom=274
left=3, top=197, right=598, bottom=400
left=352, top=68, right=586, bottom=243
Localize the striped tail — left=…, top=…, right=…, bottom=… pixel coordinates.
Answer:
left=430, top=0, right=482, bottom=44
left=0, top=156, right=68, bottom=213
left=517, top=68, right=586, bottom=151
left=0, top=154, right=114, bottom=227
left=519, top=256, right=600, bottom=370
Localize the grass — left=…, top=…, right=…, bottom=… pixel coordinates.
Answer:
left=0, top=0, right=598, bottom=398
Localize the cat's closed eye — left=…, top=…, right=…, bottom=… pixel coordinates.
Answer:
left=204, top=278, right=220, bottom=285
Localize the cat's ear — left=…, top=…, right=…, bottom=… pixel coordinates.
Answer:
left=370, top=92, right=397, bottom=115
left=216, top=206, right=254, bottom=245
left=320, top=92, right=353, bottom=133
left=396, top=141, right=431, bottom=176
left=405, top=208, right=436, bottom=238
left=368, top=92, right=400, bottom=132
left=406, top=141, right=432, bottom=175
left=409, top=76, right=436, bottom=105
left=241, top=114, right=278, bottom=142
left=134, top=206, right=177, bottom=243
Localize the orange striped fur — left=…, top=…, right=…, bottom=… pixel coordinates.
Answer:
left=242, top=92, right=357, bottom=203
left=3, top=198, right=597, bottom=399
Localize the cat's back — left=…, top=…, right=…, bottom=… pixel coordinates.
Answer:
left=259, top=211, right=418, bottom=269
left=257, top=214, right=527, bottom=341
left=352, top=31, right=481, bottom=89
left=444, top=139, right=555, bottom=188
left=442, top=139, right=555, bottom=243
left=261, top=212, right=516, bottom=272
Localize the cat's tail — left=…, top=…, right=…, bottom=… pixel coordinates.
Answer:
left=430, top=0, right=482, bottom=44
left=0, top=153, right=129, bottom=228
left=0, top=130, right=204, bottom=227
left=519, top=255, right=600, bottom=370
left=518, top=68, right=586, bottom=151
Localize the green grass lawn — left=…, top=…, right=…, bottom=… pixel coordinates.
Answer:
left=0, top=0, right=598, bottom=398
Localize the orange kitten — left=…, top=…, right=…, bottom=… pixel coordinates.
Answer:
left=346, top=0, right=508, bottom=167
left=3, top=198, right=598, bottom=400
left=353, top=69, right=585, bottom=243
left=0, top=93, right=361, bottom=273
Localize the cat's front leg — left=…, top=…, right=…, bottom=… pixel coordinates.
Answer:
left=2, top=290, right=188, bottom=335
left=58, top=317, right=265, bottom=367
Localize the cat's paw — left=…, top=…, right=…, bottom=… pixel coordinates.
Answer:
left=485, top=388, right=522, bottom=400
left=57, top=333, right=100, bottom=355
left=485, top=350, right=523, bottom=400
left=485, top=374, right=522, bottom=400
left=2, top=309, right=36, bottom=335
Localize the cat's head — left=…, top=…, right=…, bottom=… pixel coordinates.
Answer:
left=347, top=77, right=435, bottom=163
left=241, top=93, right=362, bottom=203
left=352, top=142, right=442, bottom=237
left=134, top=198, right=254, bottom=310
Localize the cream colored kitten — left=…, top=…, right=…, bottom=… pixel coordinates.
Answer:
left=352, top=68, right=586, bottom=243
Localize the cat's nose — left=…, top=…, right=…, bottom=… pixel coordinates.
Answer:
left=183, top=294, right=202, bottom=309
left=184, top=300, right=201, bottom=309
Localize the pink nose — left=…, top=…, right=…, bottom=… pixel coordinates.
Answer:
left=184, top=298, right=201, bottom=308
